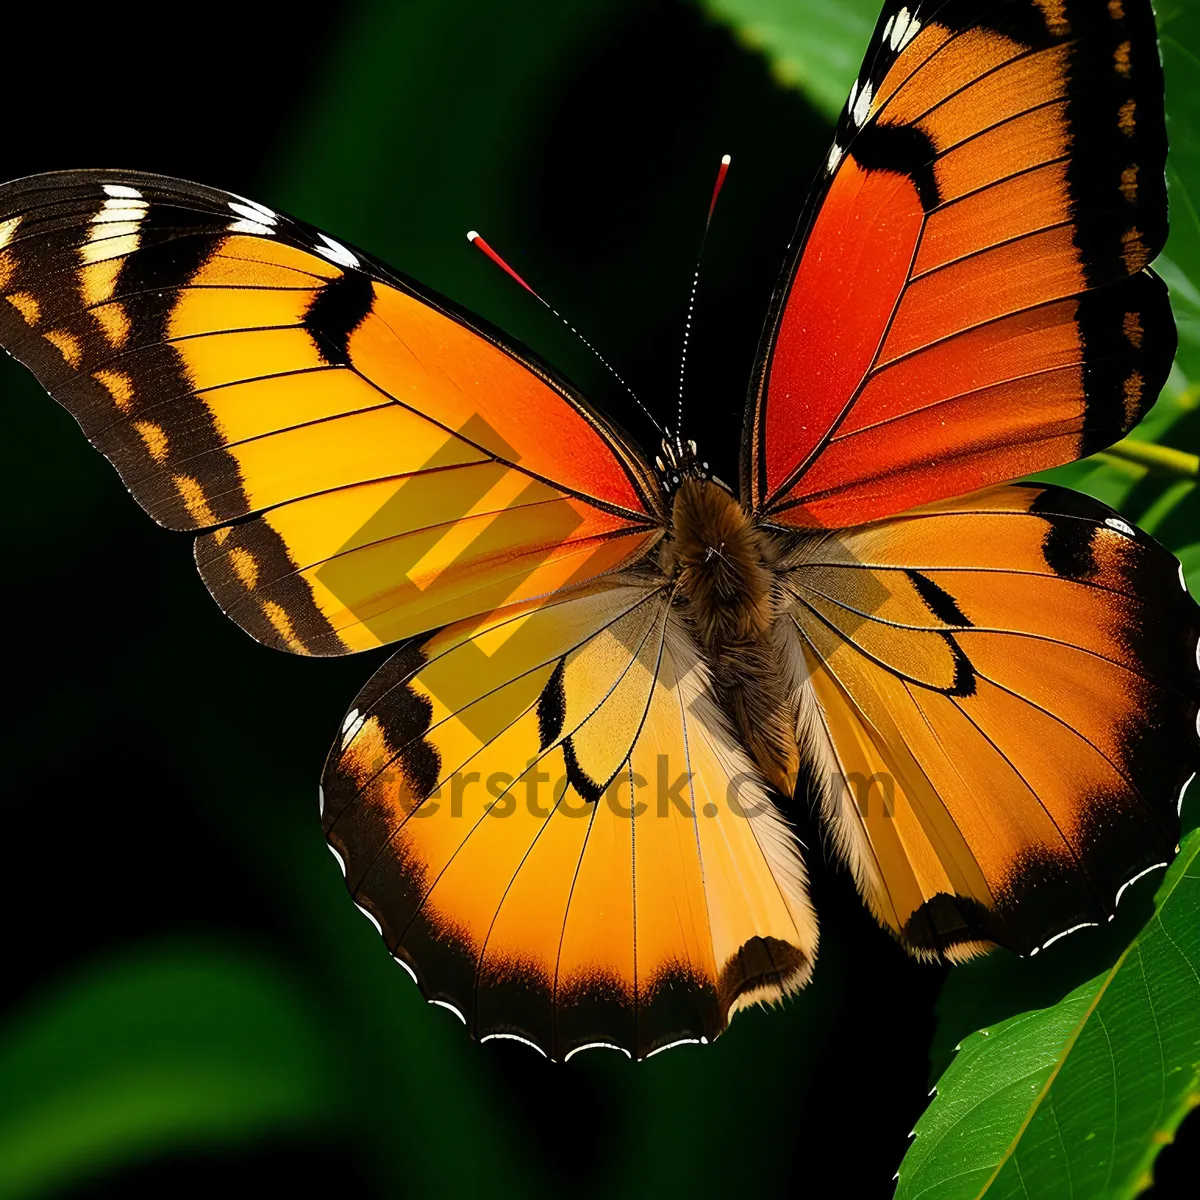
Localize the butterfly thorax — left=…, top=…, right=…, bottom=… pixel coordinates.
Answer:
left=663, top=477, right=800, bottom=794
left=666, top=477, right=772, bottom=640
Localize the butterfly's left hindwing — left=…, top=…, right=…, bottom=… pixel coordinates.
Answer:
left=0, top=171, right=662, bottom=655
left=322, top=573, right=817, bottom=1060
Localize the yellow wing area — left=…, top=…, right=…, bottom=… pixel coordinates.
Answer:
left=780, top=484, right=1195, bottom=961
left=0, top=171, right=661, bottom=654
left=321, top=572, right=817, bottom=1060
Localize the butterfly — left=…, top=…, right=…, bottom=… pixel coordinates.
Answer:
left=1, top=0, right=1196, bottom=1063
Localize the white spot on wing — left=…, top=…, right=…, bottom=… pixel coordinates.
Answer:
left=1114, top=861, right=1169, bottom=907
left=900, top=14, right=921, bottom=49
left=1180, top=772, right=1196, bottom=816
left=430, top=999, right=467, bottom=1025
left=354, top=902, right=383, bottom=936
left=227, top=200, right=277, bottom=237
left=102, top=184, right=143, bottom=199
left=890, top=7, right=911, bottom=49
left=327, top=842, right=347, bottom=876
left=1039, top=921, right=1098, bottom=951
left=481, top=1033, right=548, bottom=1057
left=564, top=1041, right=632, bottom=1062
left=1180, top=561, right=1190, bottom=592
left=392, top=955, right=419, bottom=985
left=1105, top=517, right=1136, bottom=537
left=827, top=143, right=845, bottom=173
left=228, top=219, right=274, bottom=236
left=229, top=197, right=277, bottom=223
left=318, top=784, right=325, bottom=818
left=341, top=708, right=365, bottom=748
left=644, top=1036, right=706, bottom=1059
left=852, top=81, right=874, bottom=127
left=316, top=232, right=359, bottom=269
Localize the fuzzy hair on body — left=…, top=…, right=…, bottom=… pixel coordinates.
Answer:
left=660, top=476, right=810, bottom=797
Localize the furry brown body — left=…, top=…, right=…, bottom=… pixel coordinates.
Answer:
left=661, top=477, right=800, bottom=794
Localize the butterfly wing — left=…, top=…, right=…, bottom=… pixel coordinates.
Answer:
left=743, top=0, right=1174, bottom=528
left=0, top=170, right=662, bottom=653
left=778, top=484, right=1197, bottom=959
left=321, top=570, right=817, bottom=1060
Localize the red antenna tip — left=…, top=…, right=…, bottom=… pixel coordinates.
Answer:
left=467, top=229, right=540, bottom=298
left=707, top=154, right=732, bottom=226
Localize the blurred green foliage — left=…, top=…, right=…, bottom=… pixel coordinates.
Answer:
left=0, top=950, right=337, bottom=1199
left=701, top=0, right=879, bottom=117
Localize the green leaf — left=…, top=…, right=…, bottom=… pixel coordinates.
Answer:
left=697, top=0, right=879, bottom=118
left=896, top=830, right=1200, bottom=1200
left=0, top=946, right=337, bottom=1199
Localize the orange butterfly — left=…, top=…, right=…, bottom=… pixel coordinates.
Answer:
left=0, top=0, right=1194, bottom=1062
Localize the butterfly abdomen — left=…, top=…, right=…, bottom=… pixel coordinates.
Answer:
left=666, top=478, right=800, bottom=794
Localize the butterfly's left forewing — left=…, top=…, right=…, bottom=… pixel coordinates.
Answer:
left=0, top=171, right=662, bottom=655
left=321, top=574, right=817, bottom=1060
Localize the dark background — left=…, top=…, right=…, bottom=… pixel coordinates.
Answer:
left=0, top=1, right=1194, bottom=1196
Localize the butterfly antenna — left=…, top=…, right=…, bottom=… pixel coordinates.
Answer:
left=467, top=230, right=665, bottom=436
left=676, top=154, right=731, bottom=439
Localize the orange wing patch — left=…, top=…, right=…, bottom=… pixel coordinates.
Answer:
left=746, top=0, right=1172, bottom=528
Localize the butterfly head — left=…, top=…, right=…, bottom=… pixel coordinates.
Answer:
left=655, top=436, right=715, bottom=496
